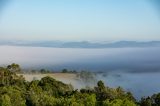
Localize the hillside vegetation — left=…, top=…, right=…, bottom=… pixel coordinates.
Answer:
left=0, top=64, right=160, bottom=106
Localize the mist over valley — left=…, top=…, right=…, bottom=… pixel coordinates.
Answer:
left=1, top=45, right=160, bottom=99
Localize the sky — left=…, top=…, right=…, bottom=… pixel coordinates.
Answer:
left=0, top=0, right=160, bottom=42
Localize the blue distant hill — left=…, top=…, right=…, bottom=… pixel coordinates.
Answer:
left=1, top=40, right=160, bottom=48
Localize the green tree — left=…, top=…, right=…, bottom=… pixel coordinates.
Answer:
left=0, top=86, right=26, bottom=106
left=103, top=99, right=136, bottom=106
left=0, top=94, right=11, bottom=106
left=61, top=69, right=68, bottom=73
left=140, top=97, right=152, bottom=106
left=154, top=93, right=160, bottom=105
left=38, top=76, right=73, bottom=97
left=7, top=63, right=21, bottom=73
left=85, top=94, right=96, bottom=106
left=77, top=71, right=97, bottom=86
left=97, top=80, right=105, bottom=91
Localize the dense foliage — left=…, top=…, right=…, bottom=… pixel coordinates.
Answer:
left=0, top=64, right=160, bottom=106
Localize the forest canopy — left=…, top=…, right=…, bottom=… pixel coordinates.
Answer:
left=0, top=64, right=159, bottom=106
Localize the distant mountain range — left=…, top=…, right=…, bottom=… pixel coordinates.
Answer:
left=1, top=40, right=160, bottom=48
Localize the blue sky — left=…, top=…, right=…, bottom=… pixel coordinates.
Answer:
left=0, top=0, right=160, bottom=42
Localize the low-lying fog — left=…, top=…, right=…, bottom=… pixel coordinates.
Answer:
left=1, top=45, right=160, bottom=99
